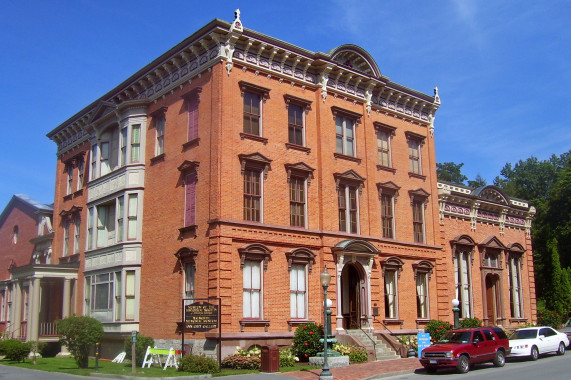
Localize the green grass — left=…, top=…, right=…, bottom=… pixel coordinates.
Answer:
left=1, top=357, right=321, bottom=377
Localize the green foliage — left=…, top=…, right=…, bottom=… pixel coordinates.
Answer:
left=467, top=174, right=487, bottom=188
left=537, top=309, right=563, bottom=329
left=57, top=315, right=104, bottom=368
left=425, top=320, right=453, bottom=343
left=543, top=238, right=571, bottom=317
left=459, top=317, right=482, bottom=328
left=396, top=335, right=418, bottom=351
left=0, top=339, right=31, bottom=362
left=437, top=162, right=468, bottom=184
left=292, top=322, right=324, bottom=361
left=220, top=354, right=261, bottom=370
left=178, top=354, right=219, bottom=373
left=332, top=343, right=368, bottom=363
left=123, top=334, right=155, bottom=366
left=279, top=346, right=296, bottom=367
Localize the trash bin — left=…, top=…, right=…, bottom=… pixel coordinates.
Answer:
left=260, top=345, right=280, bottom=372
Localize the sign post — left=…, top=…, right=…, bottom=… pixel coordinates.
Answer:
left=131, top=330, right=138, bottom=374
left=182, top=298, right=221, bottom=368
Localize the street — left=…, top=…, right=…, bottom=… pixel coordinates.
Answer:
left=381, top=353, right=571, bottom=380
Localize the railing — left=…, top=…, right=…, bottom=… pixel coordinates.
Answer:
left=359, top=325, right=377, bottom=353
left=40, top=322, right=59, bottom=336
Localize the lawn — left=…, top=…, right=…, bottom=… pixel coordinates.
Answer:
left=1, top=356, right=320, bottom=378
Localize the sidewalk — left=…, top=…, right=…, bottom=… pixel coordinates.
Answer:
left=278, top=357, right=422, bottom=380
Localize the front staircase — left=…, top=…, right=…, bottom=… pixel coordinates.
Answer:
left=346, top=329, right=400, bottom=361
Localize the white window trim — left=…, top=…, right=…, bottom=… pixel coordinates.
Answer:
left=336, top=116, right=357, bottom=157
left=340, top=185, right=360, bottom=234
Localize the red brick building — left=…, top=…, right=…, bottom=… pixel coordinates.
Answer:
left=40, top=11, right=536, bottom=358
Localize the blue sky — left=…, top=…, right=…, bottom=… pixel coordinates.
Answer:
left=1, top=0, right=570, bottom=208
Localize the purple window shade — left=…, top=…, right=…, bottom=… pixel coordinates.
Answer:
left=185, top=172, right=197, bottom=226
left=187, top=96, right=199, bottom=141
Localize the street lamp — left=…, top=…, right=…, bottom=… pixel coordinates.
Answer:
left=320, top=266, right=332, bottom=380
left=451, top=299, right=460, bottom=328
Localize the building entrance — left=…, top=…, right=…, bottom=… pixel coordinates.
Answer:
left=341, top=263, right=366, bottom=329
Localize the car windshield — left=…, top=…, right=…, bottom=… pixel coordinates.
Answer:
left=438, top=331, right=472, bottom=344
left=510, top=330, right=538, bottom=340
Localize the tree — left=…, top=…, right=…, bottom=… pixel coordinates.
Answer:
left=467, top=174, right=487, bottom=188
left=543, top=238, right=571, bottom=318
left=57, top=316, right=104, bottom=368
left=437, top=162, right=468, bottom=184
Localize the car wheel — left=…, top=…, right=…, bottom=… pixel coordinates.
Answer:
left=530, top=345, right=539, bottom=361
left=425, top=367, right=437, bottom=374
left=456, top=355, right=470, bottom=374
left=493, top=350, right=506, bottom=367
left=557, top=342, right=565, bottom=355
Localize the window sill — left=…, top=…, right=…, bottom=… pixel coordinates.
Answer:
left=240, top=133, right=268, bottom=144
left=509, top=318, right=528, bottom=323
left=415, top=319, right=430, bottom=325
left=59, top=254, right=80, bottom=264
left=377, top=165, right=396, bottom=174
left=333, top=153, right=361, bottom=164
left=285, top=143, right=311, bottom=154
left=63, top=194, right=73, bottom=201
left=178, top=225, right=197, bottom=238
left=182, top=138, right=200, bottom=151
left=240, top=319, right=270, bottom=332
left=287, top=319, right=315, bottom=331
left=150, top=153, right=166, bottom=165
left=408, top=172, right=426, bottom=180
left=383, top=319, right=404, bottom=328
left=73, top=189, right=84, bottom=197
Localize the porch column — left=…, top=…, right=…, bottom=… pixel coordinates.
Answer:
left=12, top=281, right=22, bottom=339
left=62, top=278, right=71, bottom=318
left=335, top=264, right=344, bottom=331
left=29, top=277, right=41, bottom=341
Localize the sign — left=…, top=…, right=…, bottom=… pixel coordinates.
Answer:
left=184, top=301, right=219, bottom=331
left=131, top=330, right=138, bottom=343
left=417, top=332, right=431, bottom=357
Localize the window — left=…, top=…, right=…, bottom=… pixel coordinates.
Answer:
left=77, top=160, right=84, bottom=191
left=509, top=255, right=524, bottom=318
left=290, top=176, right=306, bottom=227
left=114, top=272, right=122, bottom=321
left=120, top=127, right=127, bottom=166
left=127, top=194, right=138, bottom=240
left=243, top=260, right=261, bottom=318
left=338, top=184, right=358, bottom=233
left=288, top=104, right=304, bottom=146
left=243, top=169, right=261, bottom=222
left=290, top=264, right=307, bottom=319
left=73, top=216, right=81, bottom=254
left=381, top=194, right=394, bottom=238
left=90, top=144, right=97, bottom=180
left=472, top=331, right=484, bottom=343
left=66, top=164, right=73, bottom=195
left=454, top=250, right=473, bottom=318
left=96, top=201, right=116, bottom=248
left=187, top=94, right=199, bottom=141
left=87, top=273, right=115, bottom=322
left=412, top=200, right=425, bottom=243
left=413, top=261, right=433, bottom=320
left=374, top=123, right=396, bottom=169
left=117, top=196, right=124, bottom=242
left=184, top=262, right=195, bottom=303
left=243, top=92, right=261, bottom=136
left=185, top=172, right=197, bottom=227
left=12, top=226, right=18, bottom=244
left=405, top=132, right=425, bottom=175
left=155, top=117, right=165, bottom=156
left=0, top=289, right=5, bottom=322
left=131, top=125, right=141, bottom=162
left=63, top=219, right=70, bottom=256
left=484, top=251, right=500, bottom=268
left=100, top=141, right=110, bottom=176
left=99, top=127, right=119, bottom=176
left=335, top=115, right=356, bottom=157
left=384, top=270, right=397, bottom=318
left=22, top=286, right=28, bottom=322
left=125, top=270, right=136, bottom=320
left=87, top=208, right=94, bottom=250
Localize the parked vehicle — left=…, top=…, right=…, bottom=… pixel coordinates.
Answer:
left=560, top=319, right=571, bottom=347
left=509, top=326, right=569, bottom=360
left=419, top=327, right=510, bottom=374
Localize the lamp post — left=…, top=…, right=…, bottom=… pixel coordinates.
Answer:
left=452, top=299, right=460, bottom=329
left=320, top=266, right=332, bottom=380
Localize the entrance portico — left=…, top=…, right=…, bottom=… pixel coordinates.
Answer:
left=332, top=240, right=379, bottom=332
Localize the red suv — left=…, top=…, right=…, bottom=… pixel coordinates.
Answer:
left=419, top=327, right=510, bottom=374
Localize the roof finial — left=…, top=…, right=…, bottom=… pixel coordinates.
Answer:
left=433, top=86, right=441, bottom=104
left=231, top=9, right=243, bottom=32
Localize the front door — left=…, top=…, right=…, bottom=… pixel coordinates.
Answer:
left=485, top=275, right=499, bottom=324
left=341, top=264, right=364, bottom=329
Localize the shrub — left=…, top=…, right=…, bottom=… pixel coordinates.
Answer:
left=279, top=346, right=296, bottom=367
left=221, top=354, right=261, bottom=370
left=396, top=335, right=418, bottom=351
left=0, top=339, right=31, bottom=362
left=332, top=343, right=368, bottom=363
left=425, top=320, right=453, bottom=343
left=459, top=317, right=482, bottom=328
left=57, top=315, right=104, bottom=368
left=123, top=334, right=155, bottom=366
left=179, top=354, right=219, bottom=373
left=292, top=322, right=324, bottom=361
left=537, top=309, right=563, bottom=329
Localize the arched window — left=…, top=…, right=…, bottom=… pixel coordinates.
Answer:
left=451, top=235, right=476, bottom=318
